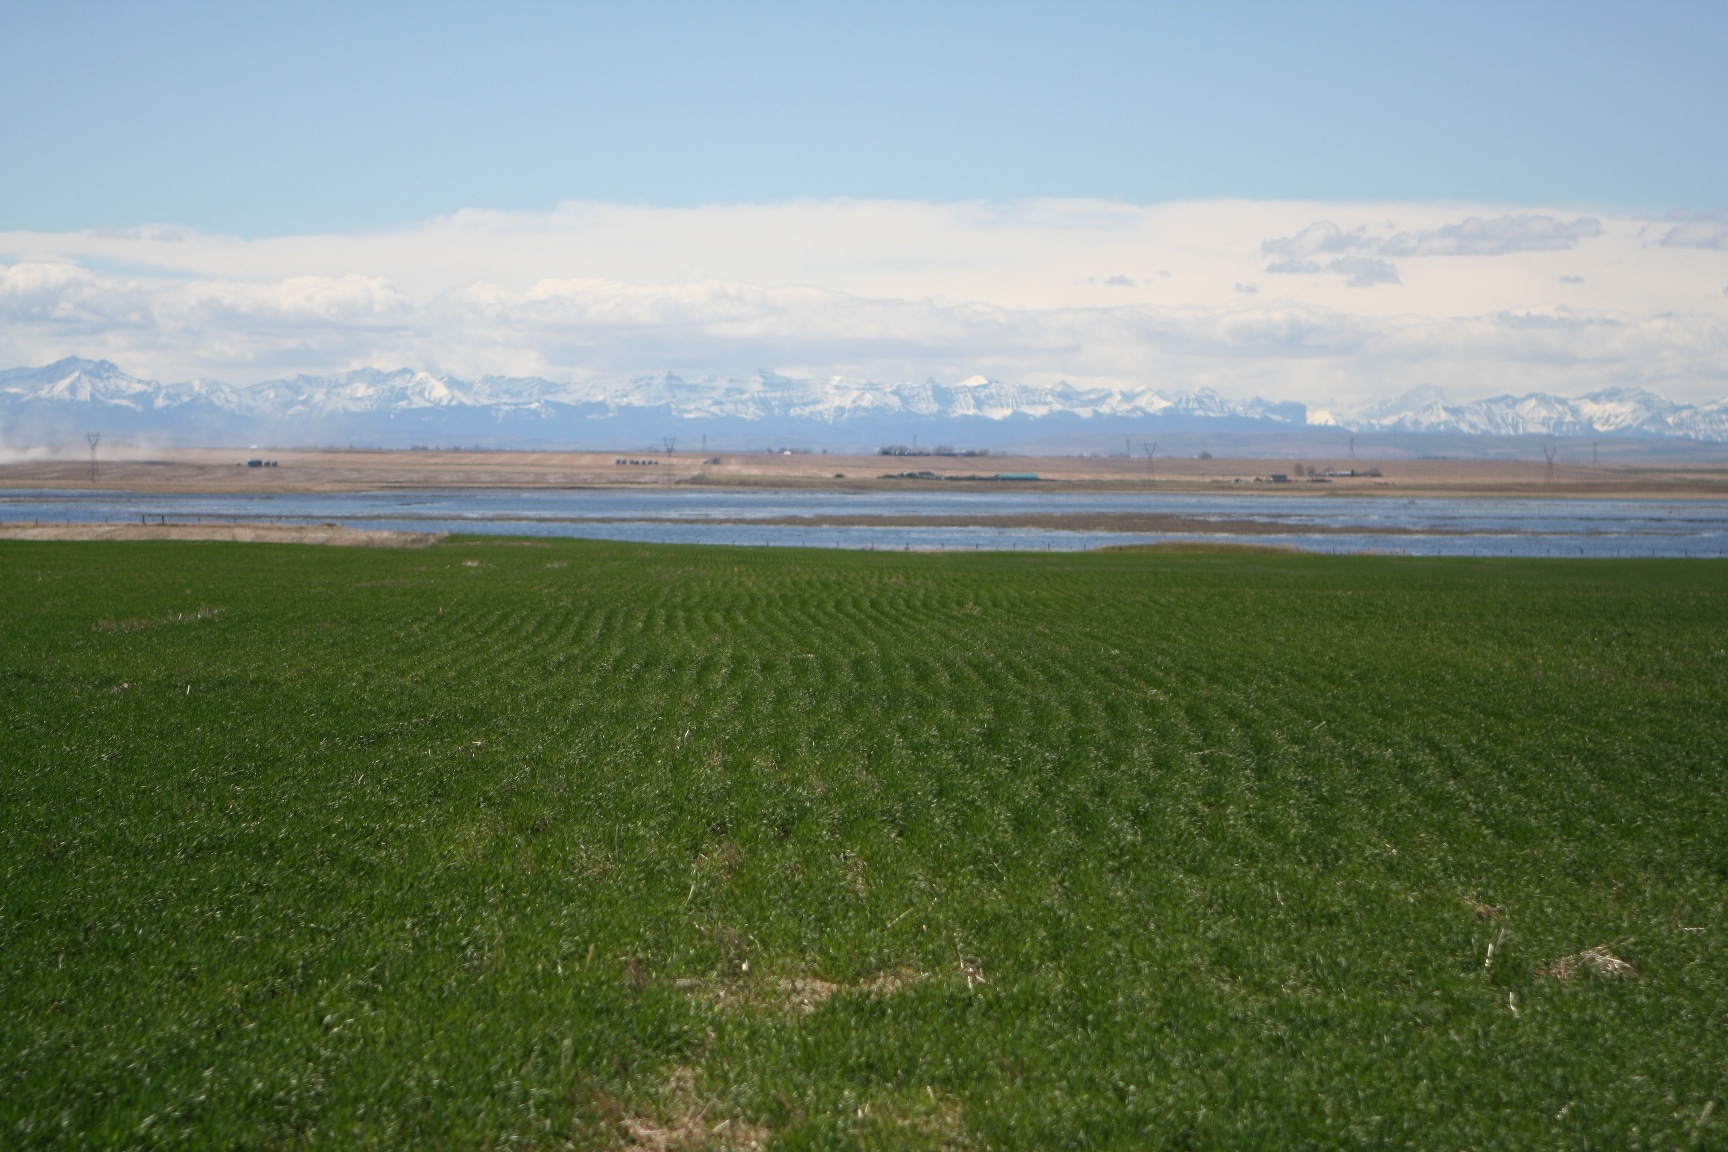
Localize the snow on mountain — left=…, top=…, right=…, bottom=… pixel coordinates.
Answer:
left=243, top=368, right=481, bottom=419
left=0, top=358, right=247, bottom=412
left=2, top=357, right=1725, bottom=443
left=1349, top=386, right=1728, bottom=440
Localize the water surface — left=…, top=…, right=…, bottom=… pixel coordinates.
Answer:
left=3, top=488, right=1725, bottom=557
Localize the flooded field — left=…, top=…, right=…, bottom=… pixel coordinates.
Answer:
left=3, top=487, right=1726, bottom=556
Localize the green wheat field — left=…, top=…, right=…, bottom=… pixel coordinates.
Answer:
left=3, top=538, right=1726, bottom=1149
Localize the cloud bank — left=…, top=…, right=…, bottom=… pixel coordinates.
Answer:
left=1, top=199, right=1725, bottom=406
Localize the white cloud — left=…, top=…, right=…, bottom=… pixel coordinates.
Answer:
left=1380, top=214, right=1602, bottom=256
left=1328, top=258, right=1402, bottom=288
left=1261, top=221, right=1378, bottom=262
left=0, top=262, right=142, bottom=325
left=1663, top=214, right=1728, bottom=250
left=1260, top=213, right=1603, bottom=287
left=0, top=198, right=1725, bottom=404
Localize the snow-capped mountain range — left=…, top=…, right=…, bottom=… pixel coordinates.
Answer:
left=3, top=358, right=1726, bottom=447
left=1316, top=385, right=1728, bottom=441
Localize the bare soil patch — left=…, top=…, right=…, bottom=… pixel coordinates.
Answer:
left=0, top=522, right=444, bottom=547
left=4, top=446, right=1725, bottom=497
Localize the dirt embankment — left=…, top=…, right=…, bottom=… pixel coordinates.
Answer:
left=0, top=522, right=444, bottom=547
left=3, top=448, right=1726, bottom=498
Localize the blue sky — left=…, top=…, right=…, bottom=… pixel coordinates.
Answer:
left=4, top=0, right=1725, bottom=235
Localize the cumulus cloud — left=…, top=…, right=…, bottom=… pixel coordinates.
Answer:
left=1260, top=221, right=1377, bottom=263
left=1260, top=214, right=1602, bottom=286
left=1328, top=258, right=1401, bottom=288
left=1380, top=214, right=1602, bottom=256
left=0, top=263, right=408, bottom=332
left=1662, top=213, right=1728, bottom=250
left=1260, top=229, right=1401, bottom=287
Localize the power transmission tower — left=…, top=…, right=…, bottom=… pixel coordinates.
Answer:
left=663, top=437, right=677, bottom=485
left=1543, top=444, right=1557, bottom=482
left=86, top=432, right=100, bottom=482
left=1349, top=435, right=1355, bottom=461
left=1143, top=440, right=1157, bottom=481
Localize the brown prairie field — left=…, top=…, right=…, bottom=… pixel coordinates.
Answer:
left=3, top=446, right=1728, bottom=498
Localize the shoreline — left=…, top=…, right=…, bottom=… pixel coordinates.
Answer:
left=0, top=513, right=1445, bottom=537
left=0, top=522, right=444, bottom=547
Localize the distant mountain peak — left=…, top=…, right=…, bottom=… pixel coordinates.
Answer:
left=1, top=358, right=1724, bottom=445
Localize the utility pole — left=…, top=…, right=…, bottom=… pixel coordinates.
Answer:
left=86, top=432, right=100, bottom=482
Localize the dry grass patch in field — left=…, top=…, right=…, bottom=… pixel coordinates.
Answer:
left=611, top=1066, right=769, bottom=1151
left=1540, top=943, right=1641, bottom=981
left=676, top=967, right=929, bottom=1015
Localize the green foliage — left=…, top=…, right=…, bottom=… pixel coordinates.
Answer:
left=2, top=539, right=1726, bottom=1149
